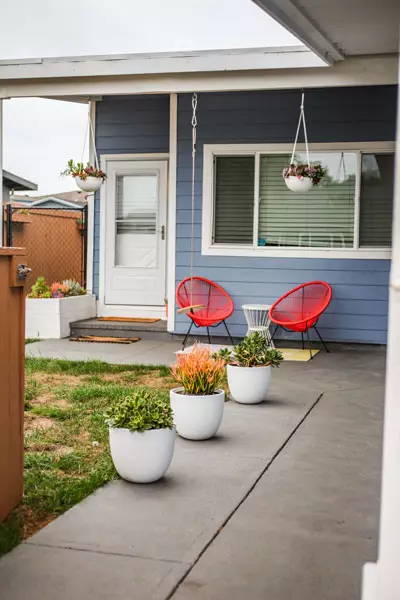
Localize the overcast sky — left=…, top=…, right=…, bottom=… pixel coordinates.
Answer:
left=1, top=0, right=299, bottom=194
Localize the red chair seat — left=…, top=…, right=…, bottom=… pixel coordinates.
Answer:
left=176, top=277, right=234, bottom=326
left=269, top=281, right=332, bottom=333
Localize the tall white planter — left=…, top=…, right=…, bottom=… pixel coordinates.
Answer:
left=170, top=388, right=224, bottom=440
left=227, top=364, right=272, bottom=404
left=26, top=294, right=96, bottom=339
left=109, top=427, right=175, bottom=483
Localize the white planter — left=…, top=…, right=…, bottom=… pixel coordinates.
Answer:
left=109, top=427, right=175, bottom=483
left=75, top=176, right=103, bottom=192
left=26, top=294, right=96, bottom=339
left=227, top=364, right=272, bottom=404
left=170, top=388, right=224, bottom=440
left=284, top=175, right=314, bottom=192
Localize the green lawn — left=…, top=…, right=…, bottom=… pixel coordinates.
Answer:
left=0, top=358, right=173, bottom=556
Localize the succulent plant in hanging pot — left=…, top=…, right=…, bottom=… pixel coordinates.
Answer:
left=62, top=159, right=106, bottom=192
left=283, top=162, right=326, bottom=192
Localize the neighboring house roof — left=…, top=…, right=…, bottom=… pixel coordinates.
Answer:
left=11, top=190, right=87, bottom=209
left=3, top=169, right=37, bottom=192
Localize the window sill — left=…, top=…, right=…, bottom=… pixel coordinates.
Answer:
left=202, top=245, right=392, bottom=260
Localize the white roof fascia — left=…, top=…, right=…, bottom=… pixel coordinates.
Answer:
left=0, top=54, right=397, bottom=99
left=251, top=0, right=344, bottom=64
left=0, top=46, right=324, bottom=80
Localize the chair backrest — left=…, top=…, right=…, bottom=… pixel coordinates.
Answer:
left=269, top=281, right=332, bottom=327
left=176, top=277, right=234, bottom=322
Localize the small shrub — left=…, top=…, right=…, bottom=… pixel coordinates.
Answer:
left=105, top=389, right=173, bottom=432
left=28, top=277, right=51, bottom=299
left=62, top=279, right=86, bottom=296
left=62, top=159, right=106, bottom=181
left=171, top=345, right=225, bottom=395
left=214, top=332, right=283, bottom=368
left=282, top=162, right=326, bottom=186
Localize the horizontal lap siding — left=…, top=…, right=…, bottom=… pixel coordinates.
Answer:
left=93, top=95, right=170, bottom=296
left=176, top=87, right=397, bottom=343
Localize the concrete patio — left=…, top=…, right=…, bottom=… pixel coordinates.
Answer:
left=2, top=342, right=385, bottom=599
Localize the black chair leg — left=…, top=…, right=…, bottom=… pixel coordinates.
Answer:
left=222, top=320, right=235, bottom=345
left=182, top=321, right=194, bottom=349
left=305, top=327, right=313, bottom=360
left=314, top=326, right=330, bottom=353
left=206, top=326, right=211, bottom=344
left=301, top=331, right=305, bottom=350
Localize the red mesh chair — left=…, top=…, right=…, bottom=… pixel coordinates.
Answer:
left=176, top=277, right=234, bottom=348
left=269, top=281, right=332, bottom=357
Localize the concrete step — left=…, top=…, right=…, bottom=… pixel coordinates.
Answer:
left=70, top=318, right=171, bottom=341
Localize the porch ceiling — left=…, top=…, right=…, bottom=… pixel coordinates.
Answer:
left=253, top=0, right=399, bottom=62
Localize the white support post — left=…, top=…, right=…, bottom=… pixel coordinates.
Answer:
left=0, top=99, right=3, bottom=247
left=167, top=93, right=177, bottom=332
left=85, top=99, right=96, bottom=294
left=362, top=58, right=400, bottom=600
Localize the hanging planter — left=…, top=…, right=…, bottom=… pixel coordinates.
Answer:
left=62, top=160, right=106, bottom=192
left=283, top=92, right=326, bottom=193
left=283, top=163, right=326, bottom=192
left=61, top=105, right=106, bottom=193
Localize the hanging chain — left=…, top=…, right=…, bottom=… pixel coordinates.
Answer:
left=81, top=103, right=100, bottom=170
left=190, top=92, right=198, bottom=303
left=290, top=92, right=310, bottom=167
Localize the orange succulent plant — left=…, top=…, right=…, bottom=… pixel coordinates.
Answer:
left=171, top=345, right=226, bottom=396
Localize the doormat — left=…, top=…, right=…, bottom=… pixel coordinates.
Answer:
left=96, top=317, right=160, bottom=323
left=280, top=348, right=320, bottom=361
left=70, top=336, right=141, bottom=344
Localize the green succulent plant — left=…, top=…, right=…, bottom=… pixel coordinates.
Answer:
left=62, top=279, right=86, bottom=296
left=28, top=276, right=51, bottom=298
left=104, top=389, right=174, bottom=432
left=214, top=332, right=283, bottom=368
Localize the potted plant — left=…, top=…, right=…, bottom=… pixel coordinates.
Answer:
left=105, top=389, right=175, bottom=483
left=62, top=159, right=106, bottom=192
left=282, top=163, right=326, bottom=192
left=215, top=332, right=283, bottom=404
left=170, top=345, right=226, bottom=440
left=26, top=277, right=96, bottom=338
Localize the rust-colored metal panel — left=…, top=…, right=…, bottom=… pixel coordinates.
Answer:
left=0, top=248, right=27, bottom=522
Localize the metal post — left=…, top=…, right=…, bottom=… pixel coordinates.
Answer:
left=82, top=204, right=88, bottom=289
left=6, top=203, right=12, bottom=247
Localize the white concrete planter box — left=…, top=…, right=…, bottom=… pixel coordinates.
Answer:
left=26, top=294, right=96, bottom=339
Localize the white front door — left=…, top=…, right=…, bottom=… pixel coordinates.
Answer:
left=105, top=160, right=168, bottom=306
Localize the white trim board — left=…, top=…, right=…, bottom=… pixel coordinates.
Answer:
left=202, top=141, right=395, bottom=260
left=97, top=153, right=169, bottom=319
left=167, top=93, right=177, bottom=333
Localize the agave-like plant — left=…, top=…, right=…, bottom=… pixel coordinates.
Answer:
left=171, top=345, right=226, bottom=395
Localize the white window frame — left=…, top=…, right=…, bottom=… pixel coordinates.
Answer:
left=202, top=142, right=395, bottom=259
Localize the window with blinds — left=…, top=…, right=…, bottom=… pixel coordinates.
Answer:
left=213, top=156, right=254, bottom=244
left=211, top=150, right=393, bottom=251
left=359, top=153, right=394, bottom=247
left=258, top=152, right=356, bottom=248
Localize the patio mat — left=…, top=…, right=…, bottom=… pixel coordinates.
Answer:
left=280, top=348, right=319, bottom=361
left=96, top=317, right=160, bottom=323
left=70, top=336, right=141, bottom=344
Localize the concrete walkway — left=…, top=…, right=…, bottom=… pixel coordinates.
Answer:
left=3, top=345, right=385, bottom=599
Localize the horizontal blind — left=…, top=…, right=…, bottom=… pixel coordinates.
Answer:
left=359, top=153, right=394, bottom=247
left=116, top=174, right=157, bottom=235
left=214, top=156, right=254, bottom=244
left=258, top=153, right=356, bottom=248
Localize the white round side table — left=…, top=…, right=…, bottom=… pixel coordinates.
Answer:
left=242, top=304, right=275, bottom=348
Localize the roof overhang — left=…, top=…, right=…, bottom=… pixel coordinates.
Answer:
left=2, top=169, right=37, bottom=191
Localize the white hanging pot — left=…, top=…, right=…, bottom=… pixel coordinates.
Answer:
left=284, top=175, right=314, bottom=193
left=170, top=388, right=225, bottom=440
left=227, top=364, right=272, bottom=404
left=109, top=426, right=175, bottom=483
left=75, top=176, right=103, bottom=193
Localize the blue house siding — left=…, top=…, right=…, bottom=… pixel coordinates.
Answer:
left=175, top=87, right=397, bottom=343
left=92, top=95, right=170, bottom=295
